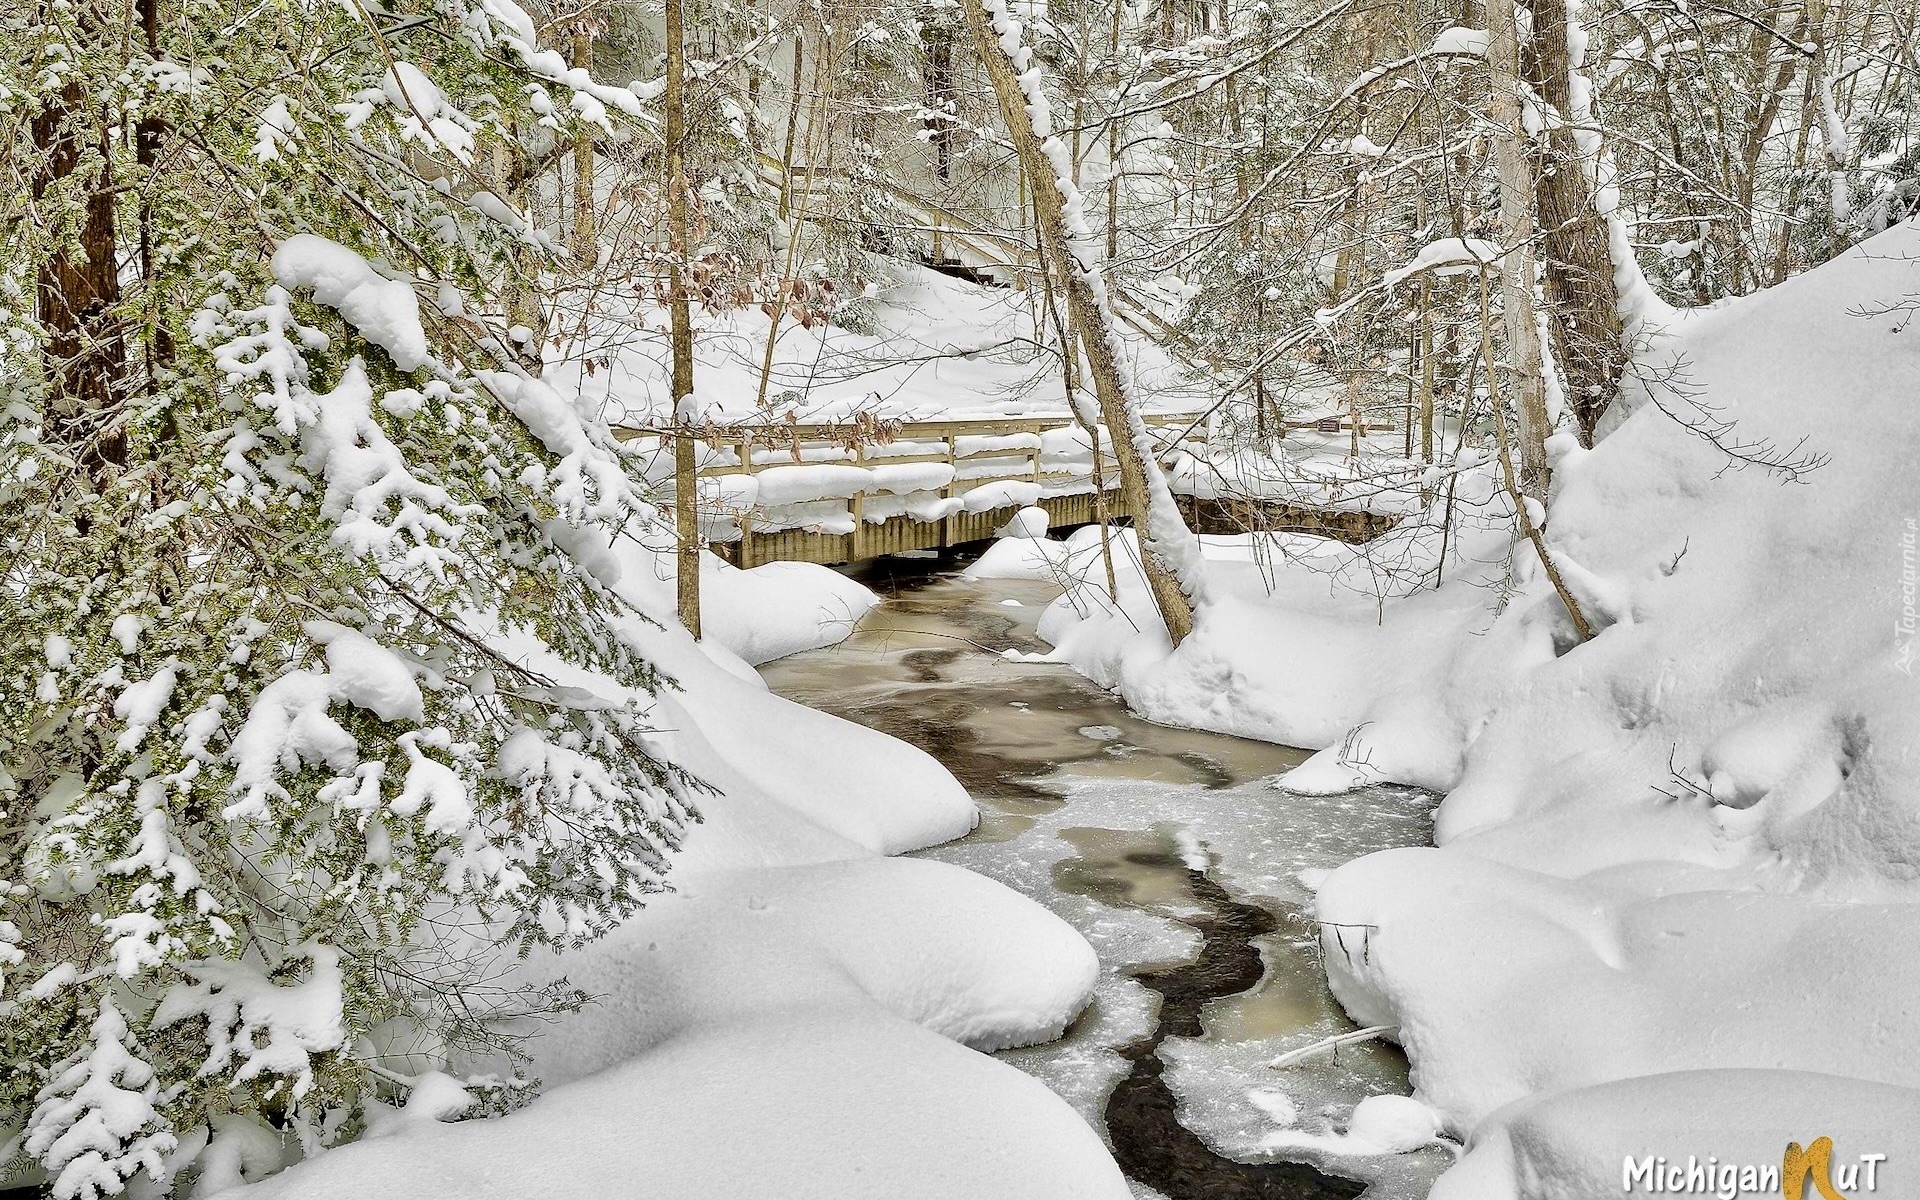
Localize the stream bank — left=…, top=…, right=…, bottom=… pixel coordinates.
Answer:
left=760, top=557, right=1448, bottom=1198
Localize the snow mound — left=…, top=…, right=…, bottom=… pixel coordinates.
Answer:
left=999, top=505, right=1052, bottom=539
left=521, top=855, right=1101, bottom=1082
left=1431, top=1071, right=1920, bottom=1200
left=231, top=1006, right=1126, bottom=1200
left=224, top=494, right=1109, bottom=1197
left=698, top=559, right=880, bottom=665
left=966, top=535, right=1069, bottom=580
left=1260, top=1093, right=1444, bottom=1157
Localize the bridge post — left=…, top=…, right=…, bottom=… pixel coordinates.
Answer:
left=850, top=441, right=868, bottom=561
left=736, top=437, right=755, bottom=569
left=942, top=434, right=958, bottom=551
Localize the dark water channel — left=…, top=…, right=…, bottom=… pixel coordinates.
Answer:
left=760, top=557, right=1444, bottom=1200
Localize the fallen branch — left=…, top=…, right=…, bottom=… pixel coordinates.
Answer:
left=1267, top=1024, right=1399, bottom=1070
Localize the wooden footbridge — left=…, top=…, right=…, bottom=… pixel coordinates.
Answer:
left=616, top=413, right=1396, bottom=568
left=612, top=160, right=1399, bottom=569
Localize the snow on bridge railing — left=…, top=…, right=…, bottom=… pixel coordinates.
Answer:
left=611, top=411, right=1209, bottom=545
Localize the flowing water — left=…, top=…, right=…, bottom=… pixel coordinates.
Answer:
left=761, top=557, right=1451, bottom=1199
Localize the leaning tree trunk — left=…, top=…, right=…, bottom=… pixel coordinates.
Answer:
left=34, top=0, right=128, bottom=487
left=1529, top=0, right=1624, bottom=447
left=963, top=0, right=1199, bottom=646
left=1484, top=0, right=1554, bottom=500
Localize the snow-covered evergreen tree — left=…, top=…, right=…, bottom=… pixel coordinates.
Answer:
left=1, top=0, right=701, bottom=1191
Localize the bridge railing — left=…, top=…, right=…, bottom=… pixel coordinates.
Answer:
left=616, top=412, right=1208, bottom=565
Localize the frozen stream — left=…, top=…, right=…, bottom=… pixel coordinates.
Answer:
left=761, top=562, right=1450, bottom=1199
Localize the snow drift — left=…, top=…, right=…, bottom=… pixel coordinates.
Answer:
left=219, top=532, right=1121, bottom=1199
left=1030, top=221, right=1920, bottom=1193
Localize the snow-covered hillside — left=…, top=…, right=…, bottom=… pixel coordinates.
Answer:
left=557, top=261, right=1205, bottom=428
left=1024, top=221, right=1920, bottom=1191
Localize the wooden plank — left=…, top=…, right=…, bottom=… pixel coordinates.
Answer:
left=614, top=412, right=1209, bottom=444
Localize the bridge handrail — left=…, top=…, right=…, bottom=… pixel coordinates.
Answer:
left=616, top=411, right=1200, bottom=467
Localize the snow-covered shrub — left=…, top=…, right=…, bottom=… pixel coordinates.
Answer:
left=0, top=1, right=701, bottom=1193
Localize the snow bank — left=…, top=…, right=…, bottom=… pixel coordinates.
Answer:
left=567, top=260, right=1203, bottom=431
left=1031, top=222, right=1920, bottom=1192
left=225, top=511, right=1117, bottom=1196
left=235, top=1006, right=1123, bottom=1200
left=696, top=559, right=880, bottom=665
left=1431, top=1071, right=1920, bottom=1200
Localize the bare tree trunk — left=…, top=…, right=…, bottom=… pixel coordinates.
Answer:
left=666, top=0, right=701, bottom=638
left=35, top=0, right=127, bottom=488
left=1529, top=0, right=1623, bottom=447
left=754, top=32, right=836, bottom=411
left=1105, top=0, right=1123, bottom=260
left=1479, top=274, right=1593, bottom=642
left=1806, top=0, right=1852, bottom=258
left=778, top=35, right=805, bottom=220
left=1034, top=221, right=1121, bottom=603
left=1773, top=66, right=1820, bottom=284
left=571, top=28, right=598, bottom=264
left=135, top=0, right=173, bottom=385
left=922, top=27, right=955, bottom=184
left=1418, top=276, right=1435, bottom=468
left=1484, top=0, right=1553, bottom=499
left=496, top=119, right=547, bottom=370
left=965, top=0, right=1197, bottom=645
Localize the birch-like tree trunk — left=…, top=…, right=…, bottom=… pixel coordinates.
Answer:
left=571, top=27, right=598, bottom=263
left=1484, top=0, right=1554, bottom=499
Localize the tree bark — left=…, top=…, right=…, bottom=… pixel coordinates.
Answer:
left=964, top=0, right=1197, bottom=645
left=1485, top=0, right=1554, bottom=499
left=496, top=119, right=547, bottom=370
left=922, top=27, right=955, bottom=184
left=136, top=0, right=174, bottom=380
left=34, top=0, right=127, bottom=485
left=1528, top=0, right=1623, bottom=446
left=571, top=28, right=598, bottom=264
left=1479, top=273, right=1593, bottom=642
left=1806, top=0, right=1852, bottom=258
left=666, top=0, right=701, bottom=637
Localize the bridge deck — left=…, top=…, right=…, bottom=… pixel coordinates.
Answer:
left=617, top=413, right=1396, bottom=568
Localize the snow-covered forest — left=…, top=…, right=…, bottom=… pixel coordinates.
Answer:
left=3, top=0, right=1918, bottom=1193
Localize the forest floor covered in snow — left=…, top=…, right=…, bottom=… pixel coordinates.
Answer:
left=1011, top=222, right=1920, bottom=1193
